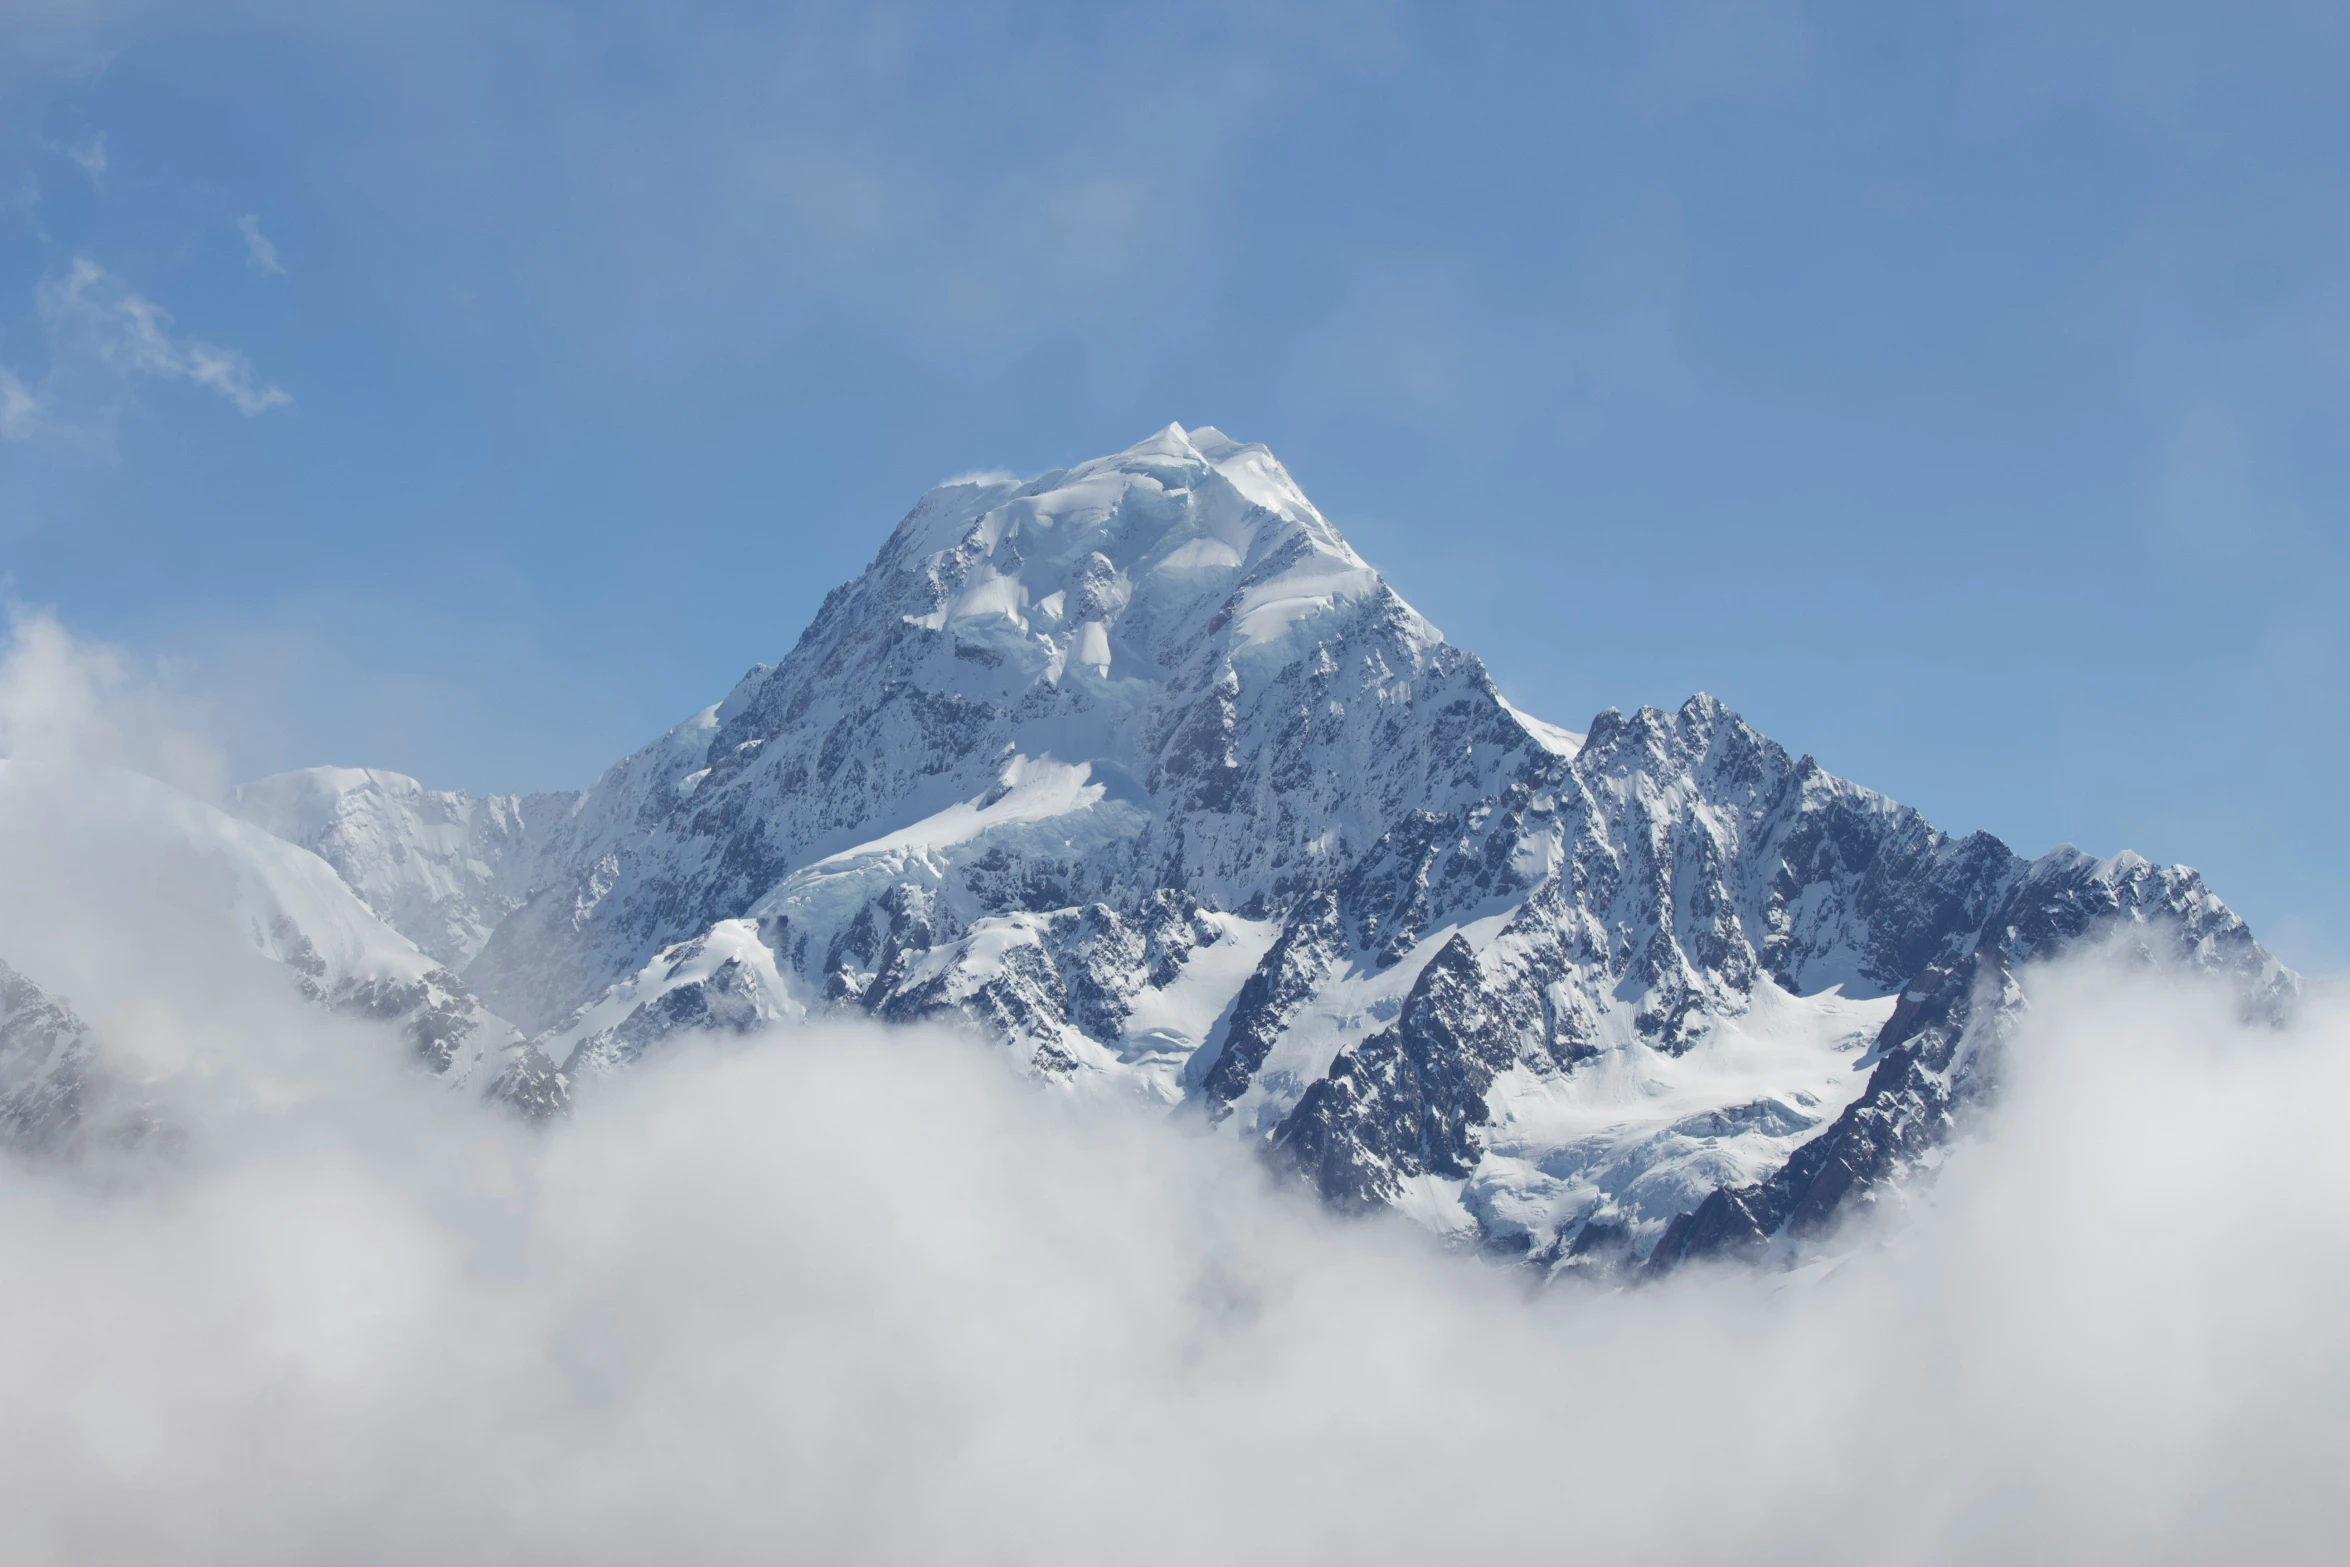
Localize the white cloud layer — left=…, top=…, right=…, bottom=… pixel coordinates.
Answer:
left=0, top=948, right=2343, bottom=1566
left=0, top=611, right=222, bottom=796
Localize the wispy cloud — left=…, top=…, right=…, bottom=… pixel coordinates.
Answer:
left=237, top=213, right=285, bottom=276
left=0, top=367, right=40, bottom=441
left=38, top=257, right=290, bottom=416
left=62, top=131, right=105, bottom=183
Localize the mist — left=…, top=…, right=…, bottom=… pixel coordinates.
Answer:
left=0, top=942, right=2340, bottom=1563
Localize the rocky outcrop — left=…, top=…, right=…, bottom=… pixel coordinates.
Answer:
left=1645, top=850, right=2293, bottom=1275
left=0, top=959, right=103, bottom=1156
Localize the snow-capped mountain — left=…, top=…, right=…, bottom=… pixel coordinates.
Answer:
left=464, top=423, right=1544, bottom=1041
left=238, top=425, right=2293, bottom=1270
left=0, top=762, right=565, bottom=1139
left=230, top=767, right=580, bottom=968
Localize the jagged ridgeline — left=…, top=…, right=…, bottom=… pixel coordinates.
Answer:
left=212, top=425, right=2289, bottom=1274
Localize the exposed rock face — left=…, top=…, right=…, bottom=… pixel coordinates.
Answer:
left=1644, top=849, right=2289, bottom=1274
left=235, top=425, right=2291, bottom=1269
left=1233, top=697, right=2292, bottom=1265
left=1269, top=934, right=1518, bottom=1214
left=1194, top=890, right=1343, bottom=1119
left=0, top=959, right=104, bottom=1156
left=0, top=960, right=185, bottom=1159
left=534, top=919, right=801, bottom=1081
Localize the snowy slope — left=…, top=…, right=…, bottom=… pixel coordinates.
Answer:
left=251, top=424, right=2291, bottom=1269
left=538, top=918, right=803, bottom=1082
left=0, top=762, right=565, bottom=1119
left=231, top=766, right=579, bottom=966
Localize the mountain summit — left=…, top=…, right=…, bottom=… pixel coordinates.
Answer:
left=467, top=423, right=1549, bottom=1042
left=235, top=426, right=2292, bottom=1272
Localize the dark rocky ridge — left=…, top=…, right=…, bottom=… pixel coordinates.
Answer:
left=1644, top=848, right=2289, bottom=1274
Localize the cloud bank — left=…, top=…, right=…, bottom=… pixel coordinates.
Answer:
left=0, top=609, right=221, bottom=795
left=0, top=942, right=2344, bottom=1563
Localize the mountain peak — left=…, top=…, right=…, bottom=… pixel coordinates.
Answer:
left=462, top=423, right=1524, bottom=1033
left=872, top=425, right=1398, bottom=680
left=1118, top=421, right=1201, bottom=462
left=201, top=422, right=2288, bottom=1284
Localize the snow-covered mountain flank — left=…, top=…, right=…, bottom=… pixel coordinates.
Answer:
left=212, top=425, right=2290, bottom=1272
left=231, top=767, right=580, bottom=968
left=0, top=762, right=564, bottom=1156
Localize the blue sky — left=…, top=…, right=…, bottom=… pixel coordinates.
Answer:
left=3, top=1, right=2345, bottom=967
